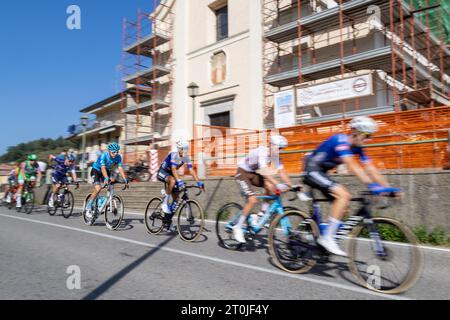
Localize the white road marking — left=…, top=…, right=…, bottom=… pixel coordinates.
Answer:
left=0, top=212, right=411, bottom=300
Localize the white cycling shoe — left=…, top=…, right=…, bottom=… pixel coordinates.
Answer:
left=317, top=236, right=347, bottom=257
left=85, top=209, right=93, bottom=220
left=161, top=203, right=171, bottom=214
left=232, top=226, right=246, bottom=244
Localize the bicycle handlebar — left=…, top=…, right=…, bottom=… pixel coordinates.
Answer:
left=102, top=181, right=130, bottom=191
left=182, top=185, right=204, bottom=197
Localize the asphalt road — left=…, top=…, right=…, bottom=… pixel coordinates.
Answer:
left=0, top=205, right=449, bottom=300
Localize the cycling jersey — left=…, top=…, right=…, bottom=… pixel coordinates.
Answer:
left=238, top=146, right=283, bottom=173
left=92, top=152, right=123, bottom=172
left=306, top=134, right=370, bottom=172
left=19, top=160, right=40, bottom=180
left=160, top=152, right=193, bottom=172
left=53, top=155, right=76, bottom=176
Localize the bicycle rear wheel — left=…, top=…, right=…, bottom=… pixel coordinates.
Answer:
left=105, top=195, right=124, bottom=231
left=268, top=210, right=319, bottom=274
left=347, top=217, right=423, bottom=294
left=61, top=191, right=75, bottom=219
left=82, top=194, right=97, bottom=226
left=144, top=197, right=165, bottom=235
left=48, top=194, right=58, bottom=216
left=177, top=200, right=204, bottom=242
left=215, top=203, right=244, bottom=250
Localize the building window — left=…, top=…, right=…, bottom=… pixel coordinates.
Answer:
left=216, top=6, right=228, bottom=41
left=209, top=111, right=230, bottom=128
left=211, top=51, right=227, bottom=85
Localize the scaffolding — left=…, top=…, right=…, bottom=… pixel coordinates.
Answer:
left=262, top=0, right=450, bottom=127
left=121, top=0, right=174, bottom=165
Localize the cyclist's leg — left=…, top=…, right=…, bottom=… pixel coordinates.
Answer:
left=87, top=169, right=104, bottom=209
left=303, top=171, right=349, bottom=256
left=16, top=174, right=25, bottom=207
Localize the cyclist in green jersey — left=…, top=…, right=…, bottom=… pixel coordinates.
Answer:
left=17, top=154, right=41, bottom=208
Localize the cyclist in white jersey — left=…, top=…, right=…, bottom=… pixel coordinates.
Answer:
left=233, top=135, right=294, bottom=243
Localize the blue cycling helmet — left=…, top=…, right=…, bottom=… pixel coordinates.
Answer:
left=108, top=142, right=120, bottom=152
left=67, top=154, right=76, bottom=162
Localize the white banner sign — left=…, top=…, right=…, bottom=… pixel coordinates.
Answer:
left=297, top=74, right=374, bottom=107
left=274, top=90, right=296, bottom=128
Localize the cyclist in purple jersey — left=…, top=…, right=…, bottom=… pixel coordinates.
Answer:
left=48, top=154, right=78, bottom=208
left=303, top=116, right=402, bottom=256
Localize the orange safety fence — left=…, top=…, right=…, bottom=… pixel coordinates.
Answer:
left=190, top=106, right=450, bottom=177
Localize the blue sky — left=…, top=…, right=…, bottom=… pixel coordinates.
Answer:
left=0, top=0, right=155, bottom=155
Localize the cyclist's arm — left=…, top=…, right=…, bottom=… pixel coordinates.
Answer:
left=188, top=167, right=200, bottom=183
left=171, top=166, right=181, bottom=181
left=101, top=166, right=109, bottom=180
left=278, top=168, right=293, bottom=188
left=364, top=161, right=390, bottom=187
left=117, top=166, right=127, bottom=182
left=341, top=156, right=373, bottom=185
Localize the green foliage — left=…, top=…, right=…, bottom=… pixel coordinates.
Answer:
left=0, top=137, right=77, bottom=163
left=412, top=226, right=449, bottom=246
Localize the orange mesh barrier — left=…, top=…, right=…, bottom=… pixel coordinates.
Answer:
left=191, top=106, right=450, bottom=177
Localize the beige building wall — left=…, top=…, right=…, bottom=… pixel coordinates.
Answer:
left=171, top=0, right=263, bottom=141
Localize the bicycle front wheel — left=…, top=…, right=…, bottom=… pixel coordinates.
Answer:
left=268, top=210, right=319, bottom=274
left=61, top=191, right=75, bottom=219
left=105, top=195, right=124, bottom=231
left=347, top=217, right=423, bottom=294
left=177, top=200, right=204, bottom=242
left=215, top=203, right=244, bottom=251
left=48, top=194, right=58, bottom=216
left=23, top=191, right=35, bottom=215
left=144, top=197, right=165, bottom=235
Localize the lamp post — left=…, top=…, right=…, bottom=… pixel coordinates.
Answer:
left=80, top=115, right=89, bottom=182
left=187, top=82, right=199, bottom=140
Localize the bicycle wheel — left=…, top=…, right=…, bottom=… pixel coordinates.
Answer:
left=105, top=195, right=124, bottom=231
left=347, top=217, right=423, bottom=294
left=48, top=193, right=58, bottom=216
left=82, top=194, right=97, bottom=226
left=144, top=197, right=165, bottom=235
left=61, top=191, right=74, bottom=219
left=23, top=191, right=35, bottom=215
left=268, top=210, right=320, bottom=274
left=215, top=203, right=244, bottom=250
left=177, top=200, right=204, bottom=242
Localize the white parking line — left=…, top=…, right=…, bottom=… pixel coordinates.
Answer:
left=0, top=212, right=411, bottom=300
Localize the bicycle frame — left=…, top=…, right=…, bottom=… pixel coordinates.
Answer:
left=309, top=194, right=387, bottom=257
left=228, top=193, right=292, bottom=236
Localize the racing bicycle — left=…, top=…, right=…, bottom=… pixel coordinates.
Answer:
left=82, top=181, right=129, bottom=231
left=268, top=190, right=424, bottom=294
left=48, top=182, right=79, bottom=218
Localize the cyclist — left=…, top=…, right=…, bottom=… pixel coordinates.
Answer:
left=233, top=135, right=294, bottom=243
left=17, top=154, right=42, bottom=209
left=85, top=143, right=128, bottom=219
left=48, top=153, right=78, bottom=208
left=5, top=162, right=20, bottom=204
left=157, top=140, right=204, bottom=230
left=303, top=116, right=401, bottom=256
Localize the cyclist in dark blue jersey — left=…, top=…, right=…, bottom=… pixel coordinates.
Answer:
left=303, top=116, right=402, bottom=256
left=85, top=142, right=128, bottom=218
left=157, top=140, right=204, bottom=228
left=48, top=154, right=78, bottom=208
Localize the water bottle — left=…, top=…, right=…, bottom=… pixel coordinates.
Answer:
left=319, top=223, right=329, bottom=236
left=169, top=201, right=179, bottom=214
left=250, top=214, right=260, bottom=228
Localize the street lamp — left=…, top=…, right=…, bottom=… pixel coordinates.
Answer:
left=80, top=115, right=89, bottom=182
left=188, top=82, right=199, bottom=140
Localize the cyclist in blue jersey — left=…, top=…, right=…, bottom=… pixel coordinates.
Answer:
left=157, top=140, right=204, bottom=228
left=303, top=116, right=402, bottom=256
left=48, top=154, right=78, bottom=208
left=85, top=143, right=128, bottom=218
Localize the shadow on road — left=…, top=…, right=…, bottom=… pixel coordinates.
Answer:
left=81, top=233, right=177, bottom=300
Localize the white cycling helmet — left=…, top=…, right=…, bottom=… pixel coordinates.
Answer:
left=271, top=135, right=288, bottom=149
left=349, top=116, right=378, bottom=134
left=176, top=140, right=190, bottom=152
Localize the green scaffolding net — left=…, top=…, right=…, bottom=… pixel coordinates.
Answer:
left=408, top=0, right=450, bottom=44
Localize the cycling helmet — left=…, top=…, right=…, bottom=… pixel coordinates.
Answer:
left=108, top=142, right=120, bottom=152
left=349, top=116, right=378, bottom=134
left=270, top=135, right=288, bottom=149
left=67, top=154, right=76, bottom=162
left=28, top=154, right=37, bottom=161
left=29, top=176, right=36, bottom=182
left=176, top=140, right=189, bottom=152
